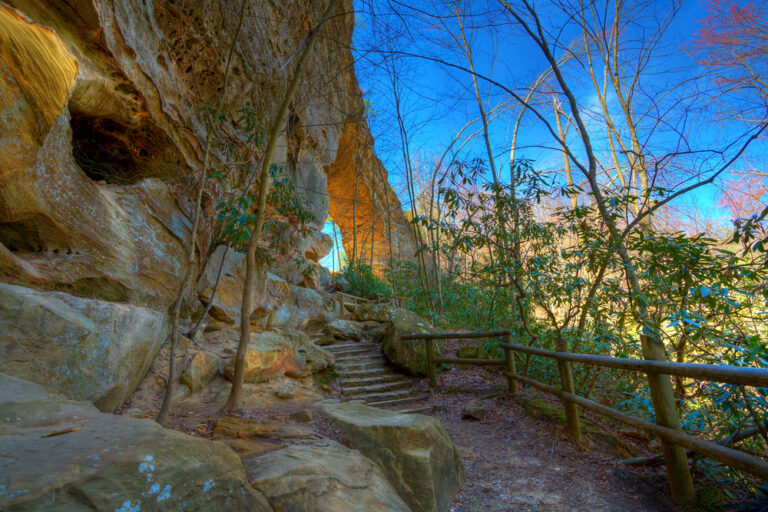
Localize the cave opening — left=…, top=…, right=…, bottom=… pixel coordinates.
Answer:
left=69, top=110, right=183, bottom=186
left=320, top=217, right=346, bottom=274
left=69, top=112, right=146, bottom=185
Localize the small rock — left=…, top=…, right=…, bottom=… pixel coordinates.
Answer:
left=461, top=401, right=488, bottom=421
left=274, top=381, right=297, bottom=399
left=171, top=383, right=192, bottom=402
left=362, top=320, right=381, bottom=329
left=291, top=409, right=314, bottom=423
left=122, top=407, right=146, bottom=418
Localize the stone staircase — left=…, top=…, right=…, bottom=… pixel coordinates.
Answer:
left=325, top=341, right=431, bottom=413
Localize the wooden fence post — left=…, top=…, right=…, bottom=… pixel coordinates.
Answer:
left=555, top=334, right=582, bottom=444
left=426, top=338, right=437, bottom=388
left=504, top=333, right=518, bottom=396
left=646, top=373, right=695, bottom=504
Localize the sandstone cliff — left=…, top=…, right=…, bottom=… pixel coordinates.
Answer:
left=0, top=0, right=415, bottom=409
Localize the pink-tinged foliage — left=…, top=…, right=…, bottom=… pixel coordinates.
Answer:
left=718, top=169, right=768, bottom=217
left=692, top=0, right=768, bottom=90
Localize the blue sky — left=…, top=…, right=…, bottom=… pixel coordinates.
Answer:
left=321, top=0, right=767, bottom=269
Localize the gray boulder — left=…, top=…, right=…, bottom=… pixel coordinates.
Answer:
left=322, top=318, right=366, bottom=341
left=244, top=439, right=411, bottom=512
left=381, top=308, right=438, bottom=376
left=0, top=283, right=166, bottom=411
left=322, top=401, right=464, bottom=512
left=0, top=374, right=270, bottom=511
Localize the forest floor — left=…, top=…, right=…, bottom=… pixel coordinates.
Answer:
left=421, top=367, right=675, bottom=512
left=412, top=357, right=748, bottom=512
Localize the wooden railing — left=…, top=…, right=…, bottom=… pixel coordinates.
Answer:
left=334, top=291, right=373, bottom=313
left=375, top=292, right=408, bottom=307
left=403, top=330, right=768, bottom=503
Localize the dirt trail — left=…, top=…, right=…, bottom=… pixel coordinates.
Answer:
left=406, top=365, right=677, bottom=512
left=437, top=393, right=672, bottom=511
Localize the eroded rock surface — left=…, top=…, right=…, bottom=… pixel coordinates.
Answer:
left=0, top=283, right=166, bottom=411
left=243, top=439, right=412, bottom=512
left=381, top=308, right=439, bottom=376
left=223, top=329, right=334, bottom=383
left=322, top=402, right=464, bottom=512
left=0, top=374, right=270, bottom=511
left=323, top=318, right=366, bottom=341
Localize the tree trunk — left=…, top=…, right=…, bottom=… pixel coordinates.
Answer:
left=156, top=0, right=249, bottom=425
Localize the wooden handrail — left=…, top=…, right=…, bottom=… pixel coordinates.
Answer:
left=499, top=342, right=768, bottom=387
left=405, top=327, right=768, bottom=501
left=334, top=291, right=374, bottom=303
left=509, top=372, right=768, bottom=481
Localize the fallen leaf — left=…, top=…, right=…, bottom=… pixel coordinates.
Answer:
left=41, top=425, right=82, bottom=438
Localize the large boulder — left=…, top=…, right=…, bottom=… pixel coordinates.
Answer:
left=180, top=351, right=221, bottom=393
left=322, top=318, right=366, bottom=341
left=322, top=402, right=464, bottom=512
left=0, top=283, right=166, bottom=411
left=223, top=329, right=334, bottom=383
left=0, top=374, right=270, bottom=511
left=355, top=303, right=396, bottom=323
left=243, top=439, right=411, bottom=512
left=300, top=231, right=334, bottom=261
left=381, top=308, right=438, bottom=376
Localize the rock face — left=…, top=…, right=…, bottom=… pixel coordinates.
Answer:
left=0, top=0, right=415, bottom=306
left=197, top=246, right=339, bottom=330
left=327, top=120, right=417, bottom=273
left=0, top=0, right=417, bottom=411
left=244, top=439, right=412, bottom=512
left=322, top=402, right=464, bottom=512
left=0, top=374, right=269, bottom=511
left=381, top=308, right=439, bottom=376
left=223, top=330, right=334, bottom=383
left=0, top=283, right=166, bottom=411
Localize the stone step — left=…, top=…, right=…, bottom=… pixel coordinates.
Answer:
left=336, top=356, right=384, bottom=367
left=355, top=389, right=412, bottom=403
left=334, top=353, right=383, bottom=362
left=326, top=342, right=376, bottom=352
left=336, top=360, right=388, bottom=372
left=366, top=394, right=430, bottom=408
left=343, top=379, right=412, bottom=397
left=327, top=346, right=378, bottom=357
left=341, top=374, right=405, bottom=387
left=337, top=367, right=391, bottom=378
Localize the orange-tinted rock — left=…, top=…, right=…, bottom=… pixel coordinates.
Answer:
left=222, top=330, right=334, bottom=383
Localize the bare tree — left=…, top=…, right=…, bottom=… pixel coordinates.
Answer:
left=223, top=0, right=341, bottom=411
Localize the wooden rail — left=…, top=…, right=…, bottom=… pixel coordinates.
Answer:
left=500, top=342, right=768, bottom=387
left=405, top=329, right=768, bottom=502
left=375, top=292, right=408, bottom=307
left=334, top=291, right=373, bottom=313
